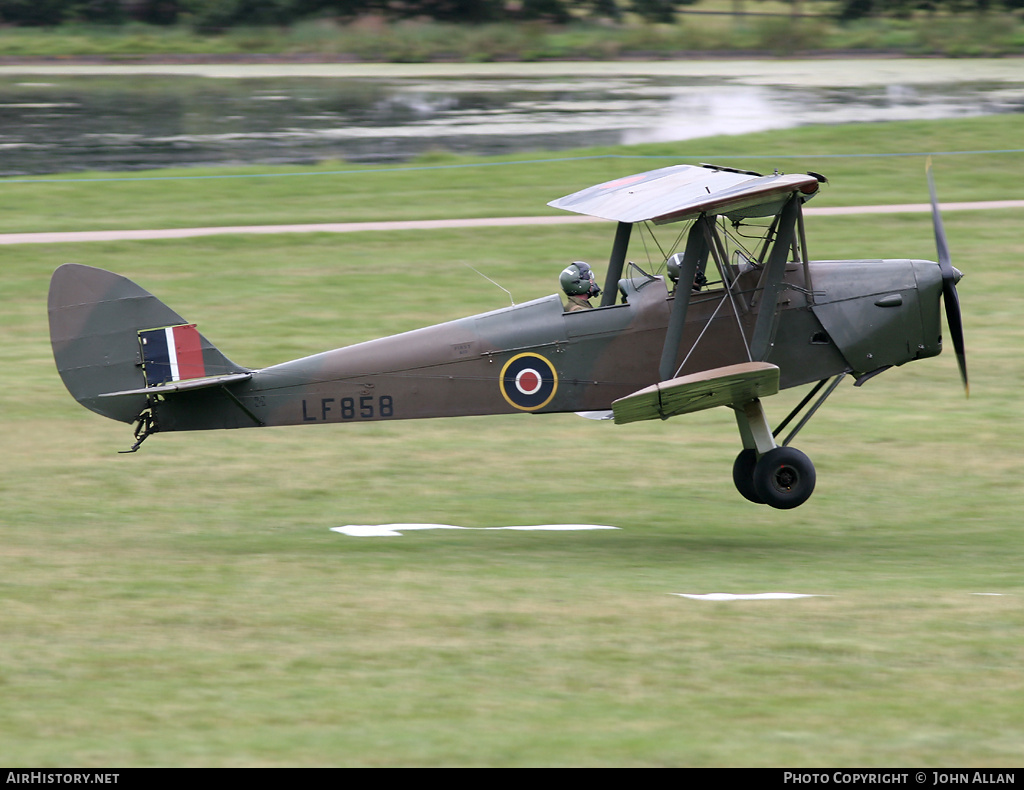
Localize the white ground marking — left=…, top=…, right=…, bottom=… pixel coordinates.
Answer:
left=331, top=523, right=619, bottom=537
left=673, top=592, right=824, bottom=601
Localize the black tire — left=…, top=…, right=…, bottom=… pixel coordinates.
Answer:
left=732, top=449, right=765, bottom=504
left=752, top=447, right=816, bottom=510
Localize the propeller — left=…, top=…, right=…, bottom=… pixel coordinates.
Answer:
left=926, top=158, right=969, bottom=397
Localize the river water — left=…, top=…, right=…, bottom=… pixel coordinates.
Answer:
left=1, top=60, right=1022, bottom=176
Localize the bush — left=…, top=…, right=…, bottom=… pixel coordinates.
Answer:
left=0, top=0, right=67, bottom=25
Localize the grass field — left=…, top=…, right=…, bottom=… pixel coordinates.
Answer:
left=4, top=115, right=1022, bottom=233
left=2, top=117, right=1024, bottom=766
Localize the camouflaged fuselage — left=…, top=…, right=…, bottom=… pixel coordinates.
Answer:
left=138, top=258, right=943, bottom=433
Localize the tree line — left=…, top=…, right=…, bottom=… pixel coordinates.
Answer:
left=0, top=1, right=1020, bottom=28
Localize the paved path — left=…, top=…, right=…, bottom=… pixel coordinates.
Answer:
left=2, top=58, right=1022, bottom=86
left=2, top=201, right=1022, bottom=245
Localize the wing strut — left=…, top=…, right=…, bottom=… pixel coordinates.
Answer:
left=700, top=218, right=753, bottom=363
left=600, top=221, right=632, bottom=307
left=749, top=194, right=801, bottom=362
left=658, top=217, right=711, bottom=381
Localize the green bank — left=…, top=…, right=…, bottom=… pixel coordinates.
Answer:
left=1, top=2, right=1022, bottom=60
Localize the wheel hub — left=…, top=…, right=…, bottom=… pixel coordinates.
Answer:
left=773, top=465, right=798, bottom=491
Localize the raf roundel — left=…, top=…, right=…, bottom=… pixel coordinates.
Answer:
left=499, top=353, right=558, bottom=411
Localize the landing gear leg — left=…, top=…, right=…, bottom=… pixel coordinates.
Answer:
left=731, top=398, right=775, bottom=505
left=731, top=398, right=816, bottom=509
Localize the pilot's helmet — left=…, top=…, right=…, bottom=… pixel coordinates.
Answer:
left=560, top=261, right=601, bottom=298
left=666, top=252, right=685, bottom=283
left=666, top=251, right=706, bottom=291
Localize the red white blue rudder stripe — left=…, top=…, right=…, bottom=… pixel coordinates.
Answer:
left=139, top=324, right=206, bottom=386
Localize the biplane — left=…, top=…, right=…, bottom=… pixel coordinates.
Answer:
left=48, top=163, right=966, bottom=509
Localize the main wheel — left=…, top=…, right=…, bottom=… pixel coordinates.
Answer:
left=732, top=449, right=764, bottom=504
left=752, top=447, right=816, bottom=510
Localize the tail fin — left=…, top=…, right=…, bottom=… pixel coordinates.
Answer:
left=48, top=264, right=248, bottom=424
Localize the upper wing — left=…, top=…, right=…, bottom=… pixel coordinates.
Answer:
left=548, top=164, right=822, bottom=225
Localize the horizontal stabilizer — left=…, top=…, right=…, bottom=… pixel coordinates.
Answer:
left=612, top=362, right=780, bottom=425
left=99, top=372, right=252, bottom=399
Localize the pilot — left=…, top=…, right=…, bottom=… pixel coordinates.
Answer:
left=666, top=252, right=707, bottom=293
left=560, top=261, right=602, bottom=311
